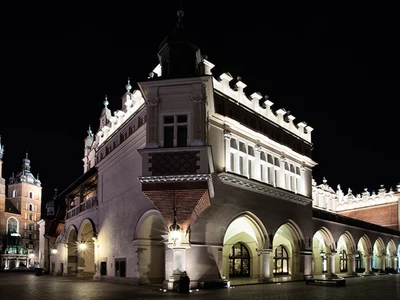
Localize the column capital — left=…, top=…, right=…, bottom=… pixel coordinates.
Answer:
left=325, top=251, right=337, bottom=257
left=256, top=248, right=272, bottom=255
left=224, top=130, right=232, bottom=140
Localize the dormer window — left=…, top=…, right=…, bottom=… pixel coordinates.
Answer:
left=163, top=114, right=188, bottom=147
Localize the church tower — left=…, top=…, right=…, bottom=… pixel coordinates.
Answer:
left=0, top=137, right=5, bottom=231
left=0, top=149, right=42, bottom=270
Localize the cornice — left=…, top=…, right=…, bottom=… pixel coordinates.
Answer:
left=218, top=172, right=312, bottom=206
left=138, top=174, right=214, bottom=197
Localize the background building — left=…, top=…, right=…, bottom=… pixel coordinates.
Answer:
left=39, top=7, right=400, bottom=290
left=0, top=139, right=42, bottom=269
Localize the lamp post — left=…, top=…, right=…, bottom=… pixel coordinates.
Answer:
left=166, top=204, right=190, bottom=291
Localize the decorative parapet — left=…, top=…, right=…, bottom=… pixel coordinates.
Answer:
left=95, top=89, right=145, bottom=147
left=206, top=61, right=313, bottom=143
left=312, top=178, right=400, bottom=212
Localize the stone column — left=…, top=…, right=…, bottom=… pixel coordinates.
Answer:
left=257, top=249, right=272, bottom=281
left=166, top=229, right=191, bottom=291
left=254, top=145, right=261, bottom=181
left=379, top=254, right=386, bottom=272
left=224, top=131, right=232, bottom=172
left=392, top=255, right=398, bottom=271
left=278, top=156, right=286, bottom=189
left=347, top=254, right=357, bottom=275
left=92, top=237, right=100, bottom=279
left=63, top=244, right=69, bottom=275
left=300, top=165, right=306, bottom=195
left=363, top=254, right=373, bottom=275
left=325, top=252, right=338, bottom=278
left=146, top=97, right=159, bottom=148
left=191, top=88, right=206, bottom=146
left=300, top=250, right=313, bottom=278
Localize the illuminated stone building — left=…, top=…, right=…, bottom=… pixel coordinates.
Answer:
left=40, top=8, right=400, bottom=289
left=0, top=139, right=42, bottom=269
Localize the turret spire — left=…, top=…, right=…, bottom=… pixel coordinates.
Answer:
left=22, top=152, right=31, bottom=173
left=176, top=2, right=184, bottom=29
left=125, top=77, right=132, bottom=93
left=0, top=135, right=4, bottom=160
left=104, top=94, right=109, bottom=108
left=87, top=124, right=93, bottom=137
left=157, top=2, right=202, bottom=78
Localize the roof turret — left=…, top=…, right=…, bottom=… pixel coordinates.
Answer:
left=157, top=4, right=202, bottom=79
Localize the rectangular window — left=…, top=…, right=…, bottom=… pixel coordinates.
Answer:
left=100, top=262, right=107, bottom=276
left=239, top=156, right=244, bottom=175
left=164, top=127, right=174, bottom=147
left=115, top=258, right=126, bottom=277
left=163, top=114, right=188, bottom=147
left=248, top=160, right=252, bottom=178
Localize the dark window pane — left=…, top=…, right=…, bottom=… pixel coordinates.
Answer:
left=177, top=115, right=187, bottom=123
left=234, top=243, right=241, bottom=256
left=242, top=259, right=249, bottom=275
left=164, top=127, right=174, bottom=148
left=164, top=116, right=174, bottom=124
left=234, top=259, right=241, bottom=274
left=177, top=125, right=187, bottom=147
left=242, top=245, right=249, bottom=257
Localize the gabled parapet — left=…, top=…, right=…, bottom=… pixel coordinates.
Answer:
left=95, top=89, right=145, bottom=146
left=205, top=58, right=312, bottom=143
left=312, top=178, right=400, bottom=212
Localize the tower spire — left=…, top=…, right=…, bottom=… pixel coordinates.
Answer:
left=0, top=136, right=4, bottom=160
left=176, top=2, right=184, bottom=29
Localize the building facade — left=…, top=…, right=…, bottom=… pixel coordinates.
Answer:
left=0, top=138, right=42, bottom=270
left=39, top=9, right=400, bottom=289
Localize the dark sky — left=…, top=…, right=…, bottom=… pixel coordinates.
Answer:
left=1, top=2, right=399, bottom=207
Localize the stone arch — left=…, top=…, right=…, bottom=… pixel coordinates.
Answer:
left=338, top=232, right=356, bottom=252
left=65, top=225, right=78, bottom=275
left=386, top=239, right=398, bottom=271
left=357, top=234, right=372, bottom=255
left=222, top=212, right=268, bottom=279
left=357, top=234, right=373, bottom=274
left=135, top=209, right=167, bottom=284
left=336, top=231, right=356, bottom=274
left=134, top=209, right=167, bottom=240
left=76, top=219, right=96, bottom=276
left=373, top=237, right=386, bottom=271
left=273, top=220, right=305, bottom=278
left=312, top=227, right=335, bottom=276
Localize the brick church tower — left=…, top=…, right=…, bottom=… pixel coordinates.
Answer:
left=0, top=137, right=42, bottom=269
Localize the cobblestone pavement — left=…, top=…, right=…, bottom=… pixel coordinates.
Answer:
left=1, top=272, right=400, bottom=300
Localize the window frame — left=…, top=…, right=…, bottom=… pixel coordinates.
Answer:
left=161, top=113, right=189, bottom=148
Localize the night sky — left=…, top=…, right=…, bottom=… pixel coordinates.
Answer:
left=1, top=3, right=399, bottom=207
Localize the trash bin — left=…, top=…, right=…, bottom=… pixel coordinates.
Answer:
left=35, top=268, right=43, bottom=276
left=178, top=274, right=190, bottom=293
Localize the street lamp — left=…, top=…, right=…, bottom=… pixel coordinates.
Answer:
left=169, top=205, right=181, bottom=246
left=78, top=241, right=87, bottom=251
